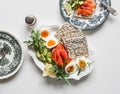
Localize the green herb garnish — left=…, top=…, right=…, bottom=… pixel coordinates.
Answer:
left=24, top=30, right=52, bottom=64
left=51, top=61, right=71, bottom=85
left=77, top=68, right=81, bottom=75
left=24, top=30, right=46, bottom=50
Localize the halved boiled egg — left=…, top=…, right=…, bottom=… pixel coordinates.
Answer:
left=39, top=27, right=51, bottom=41
left=77, top=56, right=87, bottom=70
left=46, top=38, right=58, bottom=49
left=65, top=61, right=78, bottom=74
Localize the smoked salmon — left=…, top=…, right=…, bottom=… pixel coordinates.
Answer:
left=77, top=0, right=96, bottom=16
left=51, top=43, right=72, bottom=67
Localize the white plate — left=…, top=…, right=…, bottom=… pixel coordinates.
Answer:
left=27, top=25, right=95, bottom=80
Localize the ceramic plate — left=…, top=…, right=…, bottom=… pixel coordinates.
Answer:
left=59, top=0, right=111, bottom=31
left=27, top=25, right=95, bottom=80
left=0, top=31, right=23, bottom=79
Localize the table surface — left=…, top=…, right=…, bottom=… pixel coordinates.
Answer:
left=0, top=0, right=120, bottom=94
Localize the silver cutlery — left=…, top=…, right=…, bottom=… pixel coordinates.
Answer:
left=98, top=0, right=118, bottom=16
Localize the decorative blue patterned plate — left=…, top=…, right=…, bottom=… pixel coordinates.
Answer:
left=0, top=31, right=23, bottom=79
left=59, top=0, right=111, bottom=31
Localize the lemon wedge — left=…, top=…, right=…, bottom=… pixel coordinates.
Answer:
left=63, top=2, right=72, bottom=15
left=43, top=64, right=56, bottom=78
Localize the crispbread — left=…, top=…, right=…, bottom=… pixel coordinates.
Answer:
left=55, top=22, right=83, bottom=41
left=55, top=22, right=89, bottom=59
left=62, top=32, right=89, bottom=59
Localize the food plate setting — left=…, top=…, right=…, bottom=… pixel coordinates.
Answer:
left=0, top=0, right=118, bottom=87
left=25, top=23, right=95, bottom=84
left=59, top=0, right=111, bottom=31
left=0, top=31, right=23, bottom=79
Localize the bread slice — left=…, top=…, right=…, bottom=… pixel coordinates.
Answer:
left=73, top=11, right=95, bottom=19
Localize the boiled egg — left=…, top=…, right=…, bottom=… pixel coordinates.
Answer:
left=77, top=56, right=87, bottom=70
left=65, top=61, right=78, bottom=74
left=46, top=38, right=58, bottom=49
left=39, top=27, right=51, bottom=41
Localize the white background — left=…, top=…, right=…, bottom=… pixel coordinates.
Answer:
left=0, top=0, right=120, bottom=94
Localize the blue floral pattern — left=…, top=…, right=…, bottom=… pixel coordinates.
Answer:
left=59, top=0, right=111, bottom=31
left=0, top=31, right=22, bottom=77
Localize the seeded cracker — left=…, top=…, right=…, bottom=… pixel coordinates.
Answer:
left=55, top=22, right=82, bottom=41
left=56, top=22, right=89, bottom=59
left=62, top=32, right=89, bottom=59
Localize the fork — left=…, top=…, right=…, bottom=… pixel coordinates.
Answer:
left=98, top=0, right=118, bottom=16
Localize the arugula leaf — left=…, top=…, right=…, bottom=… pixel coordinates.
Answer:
left=51, top=61, right=71, bottom=85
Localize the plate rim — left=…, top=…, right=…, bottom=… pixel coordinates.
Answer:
left=59, top=0, right=111, bottom=31
left=0, top=31, right=24, bottom=80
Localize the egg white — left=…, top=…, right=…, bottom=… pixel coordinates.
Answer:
left=76, top=56, right=87, bottom=70
left=76, top=56, right=87, bottom=65
left=46, top=37, right=59, bottom=49
left=65, top=56, right=88, bottom=74
left=39, top=27, right=57, bottom=42
left=39, top=27, right=52, bottom=41
left=65, top=60, right=78, bottom=74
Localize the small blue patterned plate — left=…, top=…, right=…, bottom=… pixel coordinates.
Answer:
left=59, top=0, right=111, bottom=31
left=0, top=31, right=23, bottom=79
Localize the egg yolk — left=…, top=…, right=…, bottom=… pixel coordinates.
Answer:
left=40, top=30, right=49, bottom=38
left=78, top=60, right=86, bottom=69
left=66, top=65, right=74, bottom=73
left=47, top=40, right=56, bottom=46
